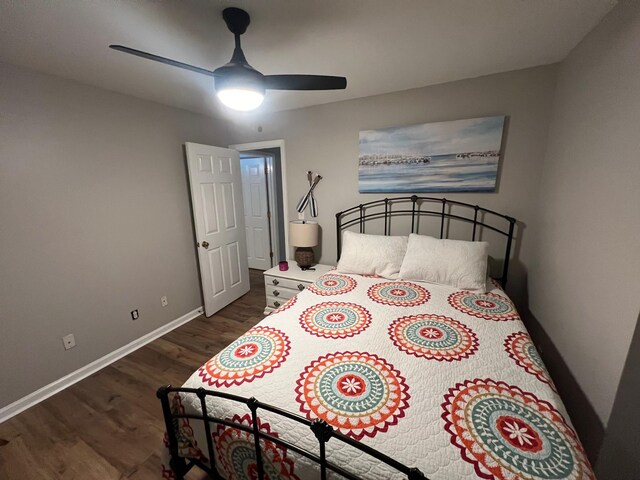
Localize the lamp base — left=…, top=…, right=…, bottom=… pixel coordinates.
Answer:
left=294, top=247, right=315, bottom=270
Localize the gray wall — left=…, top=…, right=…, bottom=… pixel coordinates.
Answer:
left=528, top=0, right=640, bottom=426
left=3, top=4, right=638, bottom=467
left=0, top=62, right=228, bottom=409
left=227, top=65, right=559, bottom=307
left=596, top=312, right=640, bottom=478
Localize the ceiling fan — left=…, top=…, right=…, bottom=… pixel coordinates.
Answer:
left=110, top=7, right=347, bottom=111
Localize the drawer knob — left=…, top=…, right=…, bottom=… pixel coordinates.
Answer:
left=273, top=290, right=280, bottom=297
left=272, top=279, right=279, bottom=286
left=274, top=301, right=281, bottom=308
left=297, top=284, right=305, bottom=291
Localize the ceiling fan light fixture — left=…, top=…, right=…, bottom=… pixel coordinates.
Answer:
left=213, top=64, right=265, bottom=111
left=216, top=87, right=264, bottom=111
left=110, top=8, right=346, bottom=113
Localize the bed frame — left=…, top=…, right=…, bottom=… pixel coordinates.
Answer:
left=160, top=196, right=517, bottom=480
left=336, top=196, right=516, bottom=286
left=158, top=386, right=427, bottom=479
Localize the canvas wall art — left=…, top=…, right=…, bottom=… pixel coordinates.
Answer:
left=358, top=116, right=505, bottom=193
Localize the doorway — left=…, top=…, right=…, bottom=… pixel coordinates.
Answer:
left=240, top=155, right=272, bottom=270
left=233, top=141, right=288, bottom=271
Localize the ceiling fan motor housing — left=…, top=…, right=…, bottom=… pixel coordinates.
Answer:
left=213, top=63, right=265, bottom=95
left=213, top=8, right=265, bottom=95
left=109, top=6, right=346, bottom=106
left=222, top=7, right=250, bottom=35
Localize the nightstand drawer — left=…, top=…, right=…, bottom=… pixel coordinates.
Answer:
left=266, top=295, right=290, bottom=310
left=265, top=286, right=298, bottom=301
left=264, top=275, right=309, bottom=292
left=262, top=264, right=334, bottom=315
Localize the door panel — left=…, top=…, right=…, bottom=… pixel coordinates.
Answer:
left=221, top=182, right=237, bottom=229
left=208, top=247, right=225, bottom=296
left=200, top=184, right=219, bottom=234
left=227, top=242, right=242, bottom=286
left=186, top=143, right=250, bottom=316
left=253, top=227, right=267, bottom=261
left=240, top=157, right=272, bottom=270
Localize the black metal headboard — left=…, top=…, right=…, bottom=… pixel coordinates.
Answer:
left=336, top=196, right=516, bottom=287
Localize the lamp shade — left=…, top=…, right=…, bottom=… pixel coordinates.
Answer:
left=289, top=221, right=319, bottom=247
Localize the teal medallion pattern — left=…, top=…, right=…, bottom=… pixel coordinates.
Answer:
left=307, top=274, right=357, bottom=296
left=442, top=378, right=594, bottom=480
left=299, top=301, right=371, bottom=338
left=295, top=351, right=410, bottom=440
left=198, top=326, right=290, bottom=387
left=448, top=291, right=518, bottom=321
left=215, top=414, right=299, bottom=480
left=389, top=314, right=478, bottom=361
left=367, top=281, right=430, bottom=307
left=505, top=332, right=556, bottom=391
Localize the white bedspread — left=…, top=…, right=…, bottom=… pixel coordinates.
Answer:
left=165, top=273, right=594, bottom=480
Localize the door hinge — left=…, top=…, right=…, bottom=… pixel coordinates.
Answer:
left=269, top=251, right=274, bottom=259
left=267, top=210, right=271, bottom=219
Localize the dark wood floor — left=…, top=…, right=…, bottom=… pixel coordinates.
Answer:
left=0, top=270, right=266, bottom=479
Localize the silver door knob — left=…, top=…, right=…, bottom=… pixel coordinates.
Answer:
left=201, top=241, right=209, bottom=249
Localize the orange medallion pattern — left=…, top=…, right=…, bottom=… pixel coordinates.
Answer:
left=448, top=291, right=519, bottom=321
left=442, top=378, right=594, bottom=480
left=214, top=414, right=299, bottom=480
left=295, top=351, right=410, bottom=440
left=299, top=301, right=372, bottom=339
left=198, top=326, right=290, bottom=387
left=269, top=295, right=298, bottom=316
left=389, top=314, right=478, bottom=361
left=307, top=274, right=357, bottom=296
left=504, top=332, right=556, bottom=391
left=367, top=281, right=430, bottom=307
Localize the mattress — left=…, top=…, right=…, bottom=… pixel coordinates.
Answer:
left=162, top=272, right=594, bottom=480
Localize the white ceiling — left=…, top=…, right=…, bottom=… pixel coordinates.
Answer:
left=0, top=0, right=616, bottom=116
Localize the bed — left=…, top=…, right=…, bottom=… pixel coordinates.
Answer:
left=159, top=197, right=594, bottom=480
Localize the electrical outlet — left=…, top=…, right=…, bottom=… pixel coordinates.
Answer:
left=161, top=296, right=168, bottom=307
left=62, top=333, right=76, bottom=350
left=131, top=309, right=139, bottom=320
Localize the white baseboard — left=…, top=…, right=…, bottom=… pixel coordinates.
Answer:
left=0, top=306, right=204, bottom=424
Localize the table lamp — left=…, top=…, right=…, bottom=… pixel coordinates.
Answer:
left=289, top=220, right=319, bottom=270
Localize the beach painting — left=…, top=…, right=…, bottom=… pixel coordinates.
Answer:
left=359, top=116, right=505, bottom=193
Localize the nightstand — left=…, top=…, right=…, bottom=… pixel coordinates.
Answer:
left=263, top=263, right=334, bottom=314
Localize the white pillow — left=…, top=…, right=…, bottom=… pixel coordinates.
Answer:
left=399, top=234, right=488, bottom=290
left=336, top=231, right=408, bottom=279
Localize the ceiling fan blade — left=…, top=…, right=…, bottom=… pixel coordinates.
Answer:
left=109, top=45, right=217, bottom=78
left=264, top=74, right=347, bottom=91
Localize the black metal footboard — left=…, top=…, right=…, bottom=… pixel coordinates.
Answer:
left=158, top=385, right=428, bottom=480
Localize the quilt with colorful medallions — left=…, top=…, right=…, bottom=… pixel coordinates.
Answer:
left=162, top=272, right=593, bottom=480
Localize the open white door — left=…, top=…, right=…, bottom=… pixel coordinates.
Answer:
left=240, top=157, right=272, bottom=270
left=186, top=143, right=250, bottom=316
